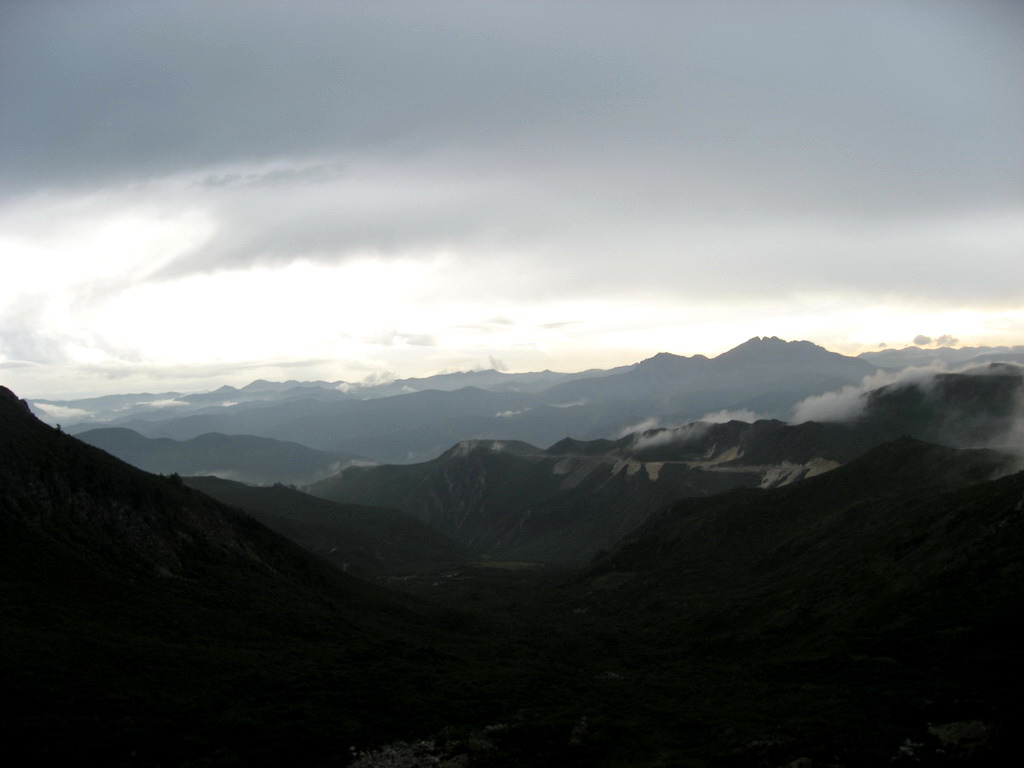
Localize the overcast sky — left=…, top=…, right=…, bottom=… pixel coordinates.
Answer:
left=2, top=0, right=1022, bottom=398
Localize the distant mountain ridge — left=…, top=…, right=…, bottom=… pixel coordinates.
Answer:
left=39, top=337, right=882, bottom=463
left=75, top=426, right=361, bottom=485
left=858, top=343, right=1024, bottom=369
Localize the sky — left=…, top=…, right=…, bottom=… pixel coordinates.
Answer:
left=2, top=0, right=1022, bottom=399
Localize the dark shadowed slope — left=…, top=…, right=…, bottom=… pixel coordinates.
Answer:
left=561, top=437, right=1024, bottom=765
left=184, top=475, right=469, bottom=573
left=0, top=386, right=523, bottom=766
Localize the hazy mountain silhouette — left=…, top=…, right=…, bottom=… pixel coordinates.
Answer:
left=75, top=426, right=361, bottom=485
left=49, top=338, right=880, bottom=463
left=858, top=343, right=1024, bottom=369
left=536, top=337, right=875, bottom=416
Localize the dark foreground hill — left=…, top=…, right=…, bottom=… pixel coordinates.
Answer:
left=0, top=386, right=536, bottom=766
left=554, top=437, right=1024, bottom=765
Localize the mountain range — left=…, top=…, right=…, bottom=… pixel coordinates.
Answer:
left=5, top=338, right=1024, bottom=765
left=310, top=364, right=1022, bottom=564
left=36, top=337, right=1024, bottom=468
left=30, top=337, right=878, bottom=463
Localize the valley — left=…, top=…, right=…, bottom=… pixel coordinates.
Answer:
left=4, top=339, right=1024, bottom=766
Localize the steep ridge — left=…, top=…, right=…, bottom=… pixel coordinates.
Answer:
left=0, top=386, right=518, bottom=765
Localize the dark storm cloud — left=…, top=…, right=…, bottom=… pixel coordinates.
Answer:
left=3, top=0, right=1021, bottom=209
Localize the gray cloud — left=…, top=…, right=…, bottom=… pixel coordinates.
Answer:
left=4, top=1, right=1021, bottom=218
left=2, top=0, right=1023, bottom=398
left=3, top=1, right=1020, bottom=304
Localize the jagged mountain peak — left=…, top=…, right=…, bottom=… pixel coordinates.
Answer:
left=717, top=336, right=822, bottom=359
